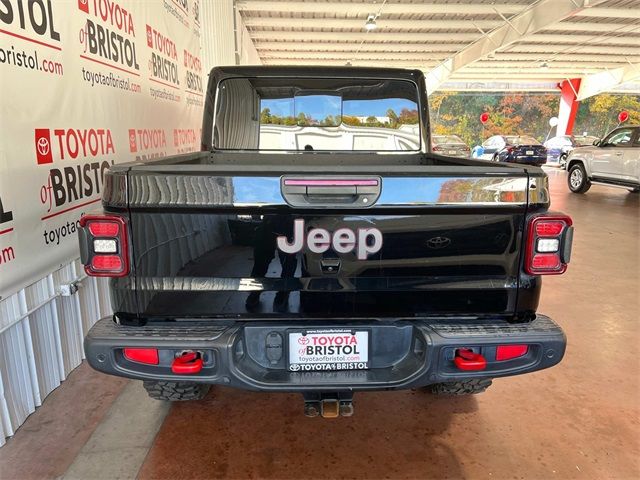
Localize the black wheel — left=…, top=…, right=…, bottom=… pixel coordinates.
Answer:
left=492, top=154, right=499, bottom=162
left=568, top=163, right=591, bottom=193
left=429, top=378, right=493, bottom=395
left=143, top=380, right=210, bottom=401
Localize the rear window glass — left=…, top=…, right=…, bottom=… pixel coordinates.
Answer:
left=505, top=136, right=540, bottom=145
left=574, top=136, right=598, bottom=146
left=214, top=77, right=421, bottom=152
left=433, top=135, right=463, bottom=144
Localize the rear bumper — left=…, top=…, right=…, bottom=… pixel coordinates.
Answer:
left=506, top=156, right=547, bottom=166
left=85, top=316, right=566, bottom=392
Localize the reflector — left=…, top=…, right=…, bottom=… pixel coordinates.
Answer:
left=123, top=348, right=159, bottom=365
left=496, top=344, right=528, bottom=361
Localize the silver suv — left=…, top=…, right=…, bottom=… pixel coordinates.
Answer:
left=566, top=125, right=640, bottom=194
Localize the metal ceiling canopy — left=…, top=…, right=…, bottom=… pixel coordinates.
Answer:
left=236, top=0, right=640, bottom=93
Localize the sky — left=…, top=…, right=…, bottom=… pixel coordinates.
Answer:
left=261, top=97, right=418, bottom=120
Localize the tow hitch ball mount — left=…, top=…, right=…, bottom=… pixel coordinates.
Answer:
left=303, top=392, right=354, bottom=418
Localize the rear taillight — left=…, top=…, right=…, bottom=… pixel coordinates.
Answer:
left=525, top=215, right=573, bottom=275
left=432, top=145, right=442, bottom=152
left=79, top=214, right=129, bottom=277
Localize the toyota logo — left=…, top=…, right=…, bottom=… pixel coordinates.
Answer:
left=297, top=336, right=309, bottom=345
left=37, top=137, right=50, bottom=156
left=290, top=364, right=300, bottom=371
left=426, top=236, right=451, bottom=249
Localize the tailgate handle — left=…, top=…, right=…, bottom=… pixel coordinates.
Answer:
left=281, top=177, right=381, bottom=208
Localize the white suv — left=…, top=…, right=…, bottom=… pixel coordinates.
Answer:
left=566, top=125, right=640, bottom=194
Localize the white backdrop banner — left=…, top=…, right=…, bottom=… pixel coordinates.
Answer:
left=0, top=0, right=205, bottom=299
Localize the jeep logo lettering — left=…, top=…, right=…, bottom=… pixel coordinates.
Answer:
left=277, top=219, right=382, bottom=260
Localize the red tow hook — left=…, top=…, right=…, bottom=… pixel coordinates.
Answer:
left=171, top=351, right=203, bottom=375
left=454, top=348, right=487, bottom=371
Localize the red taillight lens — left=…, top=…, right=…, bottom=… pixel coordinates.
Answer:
left=88, top=221, right=120, bottom=237
left=496, top=344, right=528, bottom=361
left=531, top=253, right=561, bottom=270
left=80, top=214, right=129, bottom=277
left=525, top=215, right=573, bottom=275
left=432, top=145, right=442, bottom=151
left=123, top=348, right=159, bottom=365
left=535, top=221, right=564, bottom=236
left=91, top=255, right=123, bottom=271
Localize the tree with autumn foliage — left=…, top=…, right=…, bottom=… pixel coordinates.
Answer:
left=429, top=92, right=640, bottom=148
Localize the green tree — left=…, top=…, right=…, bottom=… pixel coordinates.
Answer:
left=387, top=108, right=399, bottom=128
left=260, top=108, right=272, bottom=124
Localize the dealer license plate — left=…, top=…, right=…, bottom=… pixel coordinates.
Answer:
left=526, top=150, right=534, bottom=155
left=448, top=150, right=457, bottom=154
left=288, top=329, right=369, bottom=372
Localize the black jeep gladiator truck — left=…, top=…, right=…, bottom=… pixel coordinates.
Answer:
left=79, top=66, right=573, bottom=418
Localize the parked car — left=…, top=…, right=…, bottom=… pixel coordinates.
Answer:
left=431, top=135, right=471, bottom=158
left=481, top=135, right=547, bottom=166
left=566, top=125, right=640, bottom=194
left=544, top=135, right=599, bottom=168
left=79, top=66, right=572, bottom=418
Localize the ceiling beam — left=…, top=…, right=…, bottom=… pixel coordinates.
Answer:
left=237, top=1, right=640, bottom=19
left=439, top=81, right=560, bottom=92
left=237, top=1, right=525, bottom=15
left=506, top=44, right=640, bottom=56
left=242, top=16, right=634, bottom=33
left=424, top=0, right=608, bottom=93
left=575, top=8, right=640, bottom=19
left=259, top=49, right=640, bottom=64
left=254, top=42, right=466, bottom=52
left=260, top=52, right=638, bottom=68
left=248, top=31, right=640, bottom=47
left=243, top=17, right=502, bottom=30
left=254, top=42, right=640, bottom=57
left=577, top=62, right=640, bottom=100
left=260, top=58, right=607, bottom=75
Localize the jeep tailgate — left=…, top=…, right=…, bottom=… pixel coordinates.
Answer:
left=107, top=161, right=547, bottom=321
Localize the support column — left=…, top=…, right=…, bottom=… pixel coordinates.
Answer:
left=200, top=0, right=237, bottom=70
left=557, top=78, right=581, bottom=136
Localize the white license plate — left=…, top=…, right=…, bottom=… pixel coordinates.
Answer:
left=526, top=150, right=534, bottom=155
left=448, top=150, right=457, bottom=154
left=288, top=329, right=369, bottom=372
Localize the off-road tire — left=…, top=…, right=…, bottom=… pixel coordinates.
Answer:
left=568, top=163, right=591, bottom=193
left=143, top=380, right=210, bottom=401
left=429, top=379, right=493, bottom=395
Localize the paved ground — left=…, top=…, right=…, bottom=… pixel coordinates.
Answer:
left=1, top=169, right=638, bottom=480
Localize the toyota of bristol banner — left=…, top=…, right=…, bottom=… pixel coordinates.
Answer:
left=0, top=0, right=204, bottom=299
